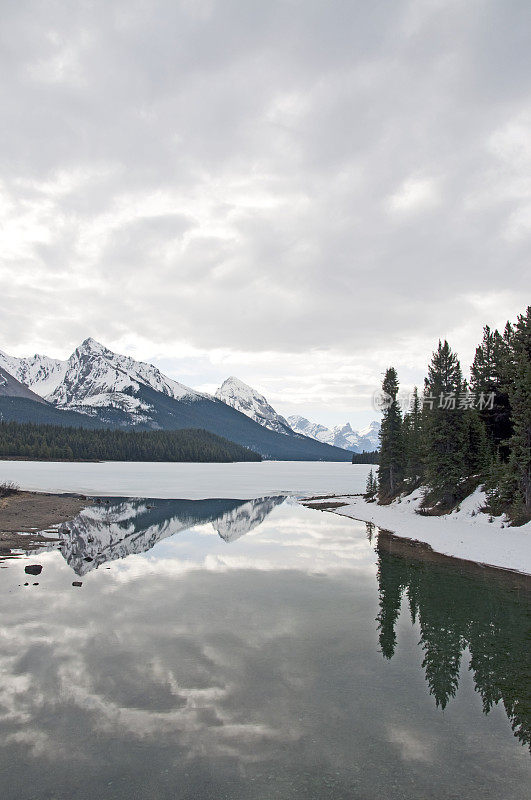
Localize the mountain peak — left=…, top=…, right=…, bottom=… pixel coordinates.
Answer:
left=221, top=375, right=249, bottom=390
left=78, top=337, right=108, bottom=355
left=336, top=422, right=354, bottom=434
left=216, top=376, right=293, bottom=436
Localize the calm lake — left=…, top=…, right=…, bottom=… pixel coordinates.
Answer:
left=1, top=493, right=529, bottom=799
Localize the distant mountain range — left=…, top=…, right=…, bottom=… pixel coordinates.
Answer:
left=288, top=416, right=380, bottom=452
left=0, top=339, right=355, bottom=461
left=214, top=375, right=380, bottom=452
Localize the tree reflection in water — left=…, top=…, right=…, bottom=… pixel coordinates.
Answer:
left=375, top=535, right=530, bottom=749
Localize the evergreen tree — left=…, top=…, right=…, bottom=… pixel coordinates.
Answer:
left=403, top=386, right=423, bottom=483
left=463, top=408, right=489, bottom=478
left=365, top=468, right=378, bottom=500
left=423, top=341, right=466, bottom=507
left=503, top=307, right=531, bottom=519
left=377, top=367, right=405, bottom=500
left=470, top=324, right=512, bottom=459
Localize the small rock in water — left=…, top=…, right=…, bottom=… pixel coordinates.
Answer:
left=72, top=581, right=83, bottom=587
left=25, top=564, right=42, bottom=575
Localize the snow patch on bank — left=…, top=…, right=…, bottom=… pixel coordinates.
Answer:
left=306, top=488, right=531, bottom=575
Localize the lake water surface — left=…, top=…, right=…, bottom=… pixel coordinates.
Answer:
left=1, top=495, right=529, bottom=799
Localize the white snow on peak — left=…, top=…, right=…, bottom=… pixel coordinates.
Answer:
left=0, top=339, right=203, bottom=419
left=215, top=376, right=293, bottom=435
left=50, top=342, right=203, bottom=412
left=288, top=415, right=380, bottom=453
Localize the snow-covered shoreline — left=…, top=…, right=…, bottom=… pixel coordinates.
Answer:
left=303, top=487, right=531, bottom=576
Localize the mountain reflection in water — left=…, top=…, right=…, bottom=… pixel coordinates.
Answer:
left=35, top=496, right=286, bottom=575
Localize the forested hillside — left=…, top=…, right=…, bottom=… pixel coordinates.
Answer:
left=374, top=306, right=530, bottom=525
left=0, top=421, right=261, bottom=463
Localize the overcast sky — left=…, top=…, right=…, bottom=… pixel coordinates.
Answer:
left=1, top=0, right=529, bottom=427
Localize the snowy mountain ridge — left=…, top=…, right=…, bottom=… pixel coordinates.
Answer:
left=215, top=376, right=293, bottom=435
left=288, top=415, right=380, bottom=452
left=0, top=349, right=67, bottom=398
left=0, top=337, right=204, bottom=424
left=0, top=338, right=375, bottom=457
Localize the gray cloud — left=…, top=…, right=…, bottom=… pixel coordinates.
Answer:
left=1, top=1, right=529, bottom=422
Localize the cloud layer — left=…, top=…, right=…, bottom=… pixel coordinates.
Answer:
left=1, top=1, right=529, bottom=424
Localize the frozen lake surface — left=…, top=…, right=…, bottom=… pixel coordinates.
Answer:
left=0, top=459, right=370, bottom=499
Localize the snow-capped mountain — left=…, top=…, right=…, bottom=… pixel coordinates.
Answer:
left=1, top=338, right=202, bottom=424
left=288, top=415, right=380, bottom=453
left=0, top=338, right=354, bottom=460
left=356, top=420, right=380, bottom=450
left=215, top=376, right=293, bottom=435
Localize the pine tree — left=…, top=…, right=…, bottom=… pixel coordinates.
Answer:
left=423, top=340, right=466, bottom=508
left=504, top=307, right=531, bottom=519
left=470, top=324, right=512, bottom=459
left=365, top=468, right=373, bottom=497
left=377, top=367, right=405, bottom=500
left=463, top=408, right=489, bottom=478
left=365, top=468, right=378, bottom=500
left=404, top=386, right=423, bottom=483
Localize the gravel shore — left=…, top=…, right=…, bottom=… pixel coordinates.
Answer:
left=0, top=491, right=89, bottom=553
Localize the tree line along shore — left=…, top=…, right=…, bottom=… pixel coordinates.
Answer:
left=368, top=305, right=530, bottom=526
left=0, top=423, right=262, bottom=463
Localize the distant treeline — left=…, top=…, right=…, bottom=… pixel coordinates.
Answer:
left=0, top=421, right=261, bottom=463
left=351, top=450, right=379, bottom=464
left=373, top=305, right=530, bottom=524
